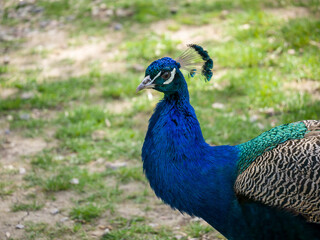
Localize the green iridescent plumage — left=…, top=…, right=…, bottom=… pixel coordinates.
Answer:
left=236, top=122, right=308, bottom=174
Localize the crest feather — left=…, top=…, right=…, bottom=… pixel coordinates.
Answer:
left=176, top=44, right=213, bottom=81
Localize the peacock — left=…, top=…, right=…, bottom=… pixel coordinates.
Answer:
left=137, top=44, right=320, bottom=240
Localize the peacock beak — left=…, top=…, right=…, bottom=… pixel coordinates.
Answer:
left=136, top=75, right=154, bottom=92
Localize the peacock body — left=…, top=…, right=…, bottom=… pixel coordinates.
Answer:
left=137, top=45, right=320, bottom=240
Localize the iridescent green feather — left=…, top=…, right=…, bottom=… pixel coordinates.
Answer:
left=236, top=122, right=308, bottom=174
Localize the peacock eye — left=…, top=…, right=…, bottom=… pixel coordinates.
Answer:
left=161, top=71, right=171, bottom=80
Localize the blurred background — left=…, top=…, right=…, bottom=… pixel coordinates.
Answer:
left=0, top=0, right=319, bottom=239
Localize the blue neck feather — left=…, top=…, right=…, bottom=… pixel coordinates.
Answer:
left=141, top=75, right=245, bottom=238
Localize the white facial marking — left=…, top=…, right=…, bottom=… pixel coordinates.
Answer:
left=152, top=71, right=161, bottom=82
left=163, top=68, right=176, bottom=85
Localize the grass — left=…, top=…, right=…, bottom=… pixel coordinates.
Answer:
left=107, top=166, right=146, bottom=183
left=0, top=181, right=15, bottom=197
left=11, top=201, right=44, bottom=212
left=124, top=33, right=180, bottom=61
left=102, top=216, right=176, bottom=240
left=70, top=203, right=104, bottom=222
left=23, top=221, right=86, bottom=240
left=185, top=222, right=214, bottom=238
left=1, top=0, right=319, bottom=239
left=0, top=76, right=94, bottom=111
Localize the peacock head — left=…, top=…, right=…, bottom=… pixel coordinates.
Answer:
left=136, top=44, right=213, bottom=94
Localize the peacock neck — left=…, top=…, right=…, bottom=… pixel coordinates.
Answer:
left=162, top=82, right=208, bottom=150
left=145, top=77, right=208, bottom=154
left=142, top=82, right=243, bottom=238
left=163, top=78, right=190, bottom=104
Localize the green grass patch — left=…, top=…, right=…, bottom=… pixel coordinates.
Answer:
left=24, top=221, right=85, bottom=240
left=8, top=113, right=47, bottom=137
left=106, top=166, right=146, bottom=183
left=185, top=222, right=213, bottom=238
left=278, top=48, right=320, bottom=80
left=103, top=216, right=175, bottom=240
left=56, top=106, right=108, bottom=139
left=281, top=18, right=320, bottom=49
left=124, top=33, right=180, bottom=61
left=31, top=153, right=58, bottom=170
left=41, top=168, right=101, bottom=192
left=38, top=0, right=71, bottom=17
left=0, top=76, right=94, bottom=111
left=43, top=172, right=73, bottom=192
left=0, top=65, right=9, bottom=74
left=70, top=203, right=104, bottom=222
left=81, top=187, right=122, bottom=205
left=11, top=201, right=44, bottom=212
left=0, top=181, right=15, bottom=197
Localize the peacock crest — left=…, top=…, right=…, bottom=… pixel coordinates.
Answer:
left=176, top=44, right=213, bottom=81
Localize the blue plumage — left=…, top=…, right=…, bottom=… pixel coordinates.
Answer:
left=146, top=57, right=180, bottom=79
left=137, top=45, right=320, bottom=239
